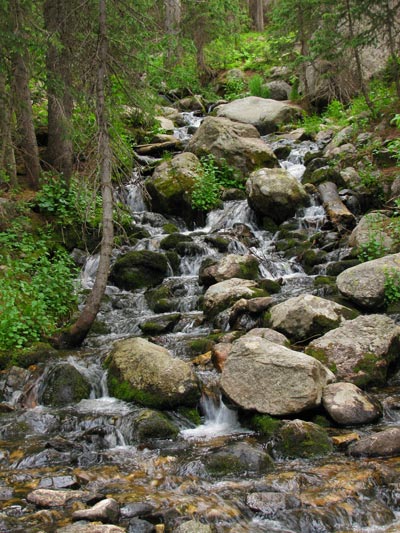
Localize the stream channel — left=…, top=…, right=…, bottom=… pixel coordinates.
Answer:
left=1, top=113, right=400, bottom=532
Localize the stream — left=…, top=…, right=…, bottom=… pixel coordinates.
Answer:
left=1, top=113, right=400, bottom=532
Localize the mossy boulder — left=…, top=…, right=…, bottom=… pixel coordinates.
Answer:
left=199, top=254, right=259, bottom=287
left=40, top=364, right=91, bottom=407
left=145, top=285, right=176, bottom=313
left=133, top=409, right=179, bottom=441
left=106, top=337, right=200, bottom=409
left=160, top=233, right=193, bottom=252
left=306, top=314, right=400, bottom=387
left=110, top=250, right=169, bottom=291
left=205, top=442, right=274, bottom=476
left=269, top=294, right=358, bottom=343
left=246, top=168, right=308, bottom=224
left=202, top=278, right=263, bottom=319
left=274, top=420, right=333, bottom=459
left=249, top=414, right=283, bottom=438
left=144, top=152, right=200, bottom=224
left=139, top=313, right=181, bottom=335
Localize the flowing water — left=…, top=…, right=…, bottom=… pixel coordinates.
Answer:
left=2, top=119, right=400, bottom=532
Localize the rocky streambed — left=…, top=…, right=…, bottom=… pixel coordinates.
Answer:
left=1, top=96, right=400, bottom=532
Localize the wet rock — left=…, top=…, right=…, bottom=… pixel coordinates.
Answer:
left=40, top=364, right=91, bottom=407
left=211, top=342, right=232, bottom=372
left=199, top=254, right=259, bottom=286
left=0, top=366, right=32, bottom=403
left=268, top=294, right=358, bottom=343
left=38, top=475, right=80, bottom=490
left=110, top=250, right=169, bottom=291
left=306, top=314, right=400, bottom=387
left=348, top=427, right=400, bottom=457
left=72, top=498, right=120, bottom=523
left=216, top=96, right=301, bottom=134
left=246, top=491, right=301, bottom=517
left=304, top=165, right=345, bottom=187
left=246, top=168, right=308, bottom=224
left=133, top=409, right=179, bottom=441
left=139, top=312, right=181, bottom=335
left=322, top=382, right=382, bottom=425
left=159, top=233, right=193, bottom=252
left=274, top=420, right=333, bottom=458
left=57, top=524, right=126, bottom=533
left=205, top=442, right=274, bottom=476
left=187, top=116, right=278, bottom=179
left=27, top=488, right=95, bottom=507
left=175, top=95, right=206, bottom=112
left=106, top=337, right=200, bottom=409
left=265, top=80, right=292, bottom=101
left=202, top=278, right=262, bottom=319
left=120, top=502, right=155, bottom=519
left=126, top=518, right=154, bottom=532
left=174, top=520, right=212, bottom=533
left=220, top=335, right=334, bottom=416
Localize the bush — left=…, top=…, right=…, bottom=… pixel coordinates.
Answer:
left=191, top=155, right=243, bottom=211
left=248, top=74, right=270, bottom=98
left=0, top=224, right=78, bottom=349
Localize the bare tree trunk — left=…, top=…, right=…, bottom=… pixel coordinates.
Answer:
left=0, top=69, right=17, bottom=188
left=44, top=0, right=74, bottom=183
left=52, top=0, right=114, bottom=348
left=10, top=1, right=41, bottom=189
left=165, top=0, right=181, bottom=66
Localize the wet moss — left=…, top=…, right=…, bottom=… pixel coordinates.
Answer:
left=110, top=250, right=169, bottom=290
left=177, top=406, right=202, bottom=426
left=276, top=421, right=333, bottom=459
left=249, top=414, right=283, bottom=437
left=188, top=333, right=222, bottom=356
left=258, top=279, right=281, bottom=294
left=353, top=352, right=386, bottom=388
left=135, top=409, right=179, bottom=441
left=162, top=223, right=179, bottom=234
left=0, top=342, right=59, bottom=370
left=160, top=233, right=193, bottom=251
left=107, top=375, right=161, bottom=407
left=239, top=259, right=260, bottom=280
left=204, top=235, right=230, bottom=252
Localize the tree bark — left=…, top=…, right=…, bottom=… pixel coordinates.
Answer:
left=52, top=0, right=114, bottom=348
left=44, top=0, right=74, bottom=183
left=10, top=1, right=41, bottom=189
left=250, top=0, right=264, bottom=31
left=164, top=0, right=181, bottom=66
left=0, top=69, right=17, bottom=188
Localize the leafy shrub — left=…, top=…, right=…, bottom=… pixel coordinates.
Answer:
left=0, top=224, right=78, bottom=349
left=224, top=76, right=247, bottom=101
left=384, top=267, right=400, bottom=304
left=191, top=155, right=243, bottom=211
left=248, top=74, right=270, bottom=98
left=35, top=174, right=102, bottom=227
left=357, top=234, right=388, bottom=262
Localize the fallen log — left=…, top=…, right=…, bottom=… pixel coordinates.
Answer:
left=318, top=181, right=356, bottom=230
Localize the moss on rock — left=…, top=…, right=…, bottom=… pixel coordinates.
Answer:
left=110, top=250, right=169, bottom=290
left=275, top=420, right=333, bottom=459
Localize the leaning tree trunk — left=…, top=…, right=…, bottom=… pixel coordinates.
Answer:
left=11, top=1, right=41, bottom=189
left=44, top=0, right=74, bottom=183
left=52, top=0, right=114, bottom=348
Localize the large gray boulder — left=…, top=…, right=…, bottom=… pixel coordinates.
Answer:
left=216, top=96, right=301, bottom=134
left=106, top=337, right=200, bottom=409
left=186, top=116, right=278, bottom=179
left=246, top=168, right=308, bottom=224
left=268, top=294, right=358, bottom=343
left=202, top=278, right=262, bottom=318
left=322, top=382, right=382, bottom=425
left=144, top=152, right=200, bottom=223
left=336, top=253, right=400, bottom=309
left=220, top=335, right=334, bottom=416
left=199, top=254, right=259, bottom=286
left=306, top=314, right=400, bottom=387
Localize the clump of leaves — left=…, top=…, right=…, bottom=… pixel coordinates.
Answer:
left=224, top=76, right=247, bottom=101
left=248, top=74, right=270, bottom=98
left=0, top=222, right=78, bottom=349
left=384, top=267, right=400, bottom=304
left=191, top=155, right=243, bottom=211
left=358, top=234, right=388, bottom=263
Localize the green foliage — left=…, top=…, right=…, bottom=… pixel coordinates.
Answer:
left=387, top=114, right=400, bottom=165
left=358, top=234, right=388, bottom=262
left=248, top=74, right=270, bottom=98
left=224, top=76, right=247, bottom=101
left=191, top=155, right=244, bottom=211
left=0, top=222, right=78, bottom=349
left=384, top=268, right=400, bottom=304
left=35, top=174, right=102, bottom=227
